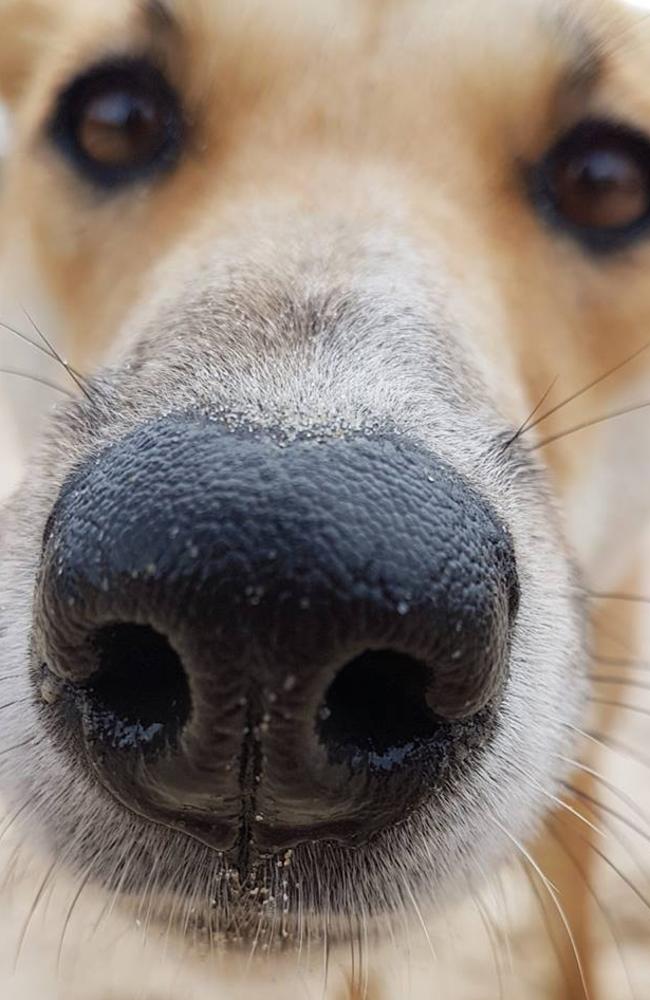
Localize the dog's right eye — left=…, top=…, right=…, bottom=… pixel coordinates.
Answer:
left=48, top=58, right=185, bottom=190
left=533, top=119, right=650, bottom=252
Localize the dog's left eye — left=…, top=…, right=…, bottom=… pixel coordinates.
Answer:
left=534, top=120, right=650, bottom=251
left=49, top=58, right=184, bottom=189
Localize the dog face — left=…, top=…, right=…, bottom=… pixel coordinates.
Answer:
left=0, top=0, right=648, bottom=947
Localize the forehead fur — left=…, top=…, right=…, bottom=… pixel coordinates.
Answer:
left=9, top=0, right=644, bottom=93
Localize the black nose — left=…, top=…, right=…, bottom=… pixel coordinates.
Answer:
left=35, top=417, right=518, bottom=854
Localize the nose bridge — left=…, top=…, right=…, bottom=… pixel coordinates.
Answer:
left=35, top=415, right=518, bottom=855
left=124, top=202, right=470, bottom=450
left=183, top=140, right=438, bottom=310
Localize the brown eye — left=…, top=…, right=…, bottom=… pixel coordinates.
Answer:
left=49, top=58, right=184, bottom=189
left=535, top=121, right=650, bottom=251
left=78, top=90, right=165, bottom=167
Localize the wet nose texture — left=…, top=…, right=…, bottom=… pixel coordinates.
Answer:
left=35, top=417, right=519, bottom=857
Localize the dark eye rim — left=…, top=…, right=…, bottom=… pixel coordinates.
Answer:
left=530, top=118, right=650, bottom=254
left=47, top=56, right=185, bottom=191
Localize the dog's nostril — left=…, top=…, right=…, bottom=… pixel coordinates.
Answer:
left=82, top=624, right=191, bottom=746
left=319, top=650, right=442, bottom=760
